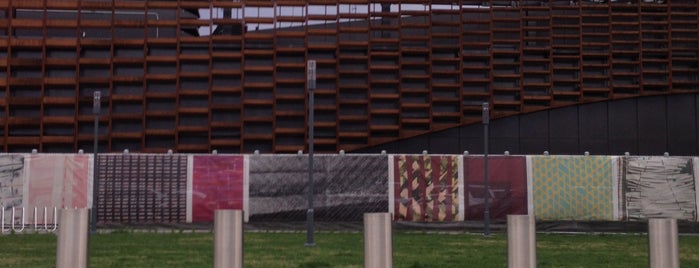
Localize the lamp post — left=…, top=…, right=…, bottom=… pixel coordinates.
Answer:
left=306, top=60, right=316, bottom=247
left=482, top=102, right=490, bottom=237
left=90, top=91, right=100, bottom=233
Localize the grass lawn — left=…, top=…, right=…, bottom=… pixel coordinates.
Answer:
left=1, top=231, right=699, bottom=267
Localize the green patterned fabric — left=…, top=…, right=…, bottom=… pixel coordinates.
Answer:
left=530, top=156, right=615, bottom=221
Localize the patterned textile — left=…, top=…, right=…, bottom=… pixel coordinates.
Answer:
left=0, top=154, right=24, bottom=213
left=191, top=155, right=245, bottom=223
left=391, top=155, right=461, bottom=222
left=624, top=157, right=697, bottom=221
left=248, top=155, right=388, bottom=221
left=464, top=156, right=527, bottom=220
left=97, top=154, right=187, bottom=224
left=528, top=156, right=617, bottom=221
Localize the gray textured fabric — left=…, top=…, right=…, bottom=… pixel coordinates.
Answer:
left=248, top=154, right=388, bottom=221
left=0, top=154, right=24, bottom=210
left=624, top=157, right=697, bottom=221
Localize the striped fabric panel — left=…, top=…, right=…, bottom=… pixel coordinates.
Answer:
left=394, top=155, right=460, bottom=222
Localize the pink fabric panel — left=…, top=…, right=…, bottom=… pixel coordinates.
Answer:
left=192, top=155, right=244, bottom=223
left=63, top=155, right=90, bottom=208
left=27, top=154, right=90, bottom=210
left=27, top=155, right=58, bottom=209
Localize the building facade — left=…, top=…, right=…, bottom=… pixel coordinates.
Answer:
left=0, top=0, right=697, bottom=154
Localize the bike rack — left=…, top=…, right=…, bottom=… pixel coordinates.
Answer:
left=0, top=207, right=58, bottom=233
left=1, top=208, right=9, bottom=233
left=11, top=207, right=25, bottom=232
left=47, top=207, right=57, bottom=232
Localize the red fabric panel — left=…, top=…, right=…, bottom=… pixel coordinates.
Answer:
left=464, top=156, right=527, bottom=220
left=192, top=155, right=244, bottom=223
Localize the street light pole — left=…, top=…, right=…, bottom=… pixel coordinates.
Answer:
left=306, top=60, right=316, bottom=247
left=482, top=102, right=490, bottom=237
left=91, top=91, right=101, bottom=234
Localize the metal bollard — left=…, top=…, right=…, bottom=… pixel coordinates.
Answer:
left=214, top=210, right=244, bottom=268
left=528, top=214, right=535, bottom=266
left=648, top=218, right=679, bottom=268
left=507, top=215, right=536, bottom=268
left=364, top=213, right=392, bottom=268
left=56, top=209, right=88, bottom=268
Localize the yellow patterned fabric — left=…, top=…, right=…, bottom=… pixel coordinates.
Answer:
left=394, top=155, right=460, bottom=222
left=531, top=156, right=614, bottom=221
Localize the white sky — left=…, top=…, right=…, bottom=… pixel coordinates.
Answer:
left=196, top=3, right=484, bottom=35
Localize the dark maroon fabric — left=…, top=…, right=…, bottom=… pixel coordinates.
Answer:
left=464, top=156, right=527, bottom=220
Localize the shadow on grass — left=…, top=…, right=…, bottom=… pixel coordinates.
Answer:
left=298, top=260, right=332, bottom=268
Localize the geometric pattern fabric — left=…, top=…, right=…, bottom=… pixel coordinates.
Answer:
left=392, top=155, right=461, bottom=222
left=529, top=156, right=616, bottom=221
left=97, top=154, right=188, bottom=224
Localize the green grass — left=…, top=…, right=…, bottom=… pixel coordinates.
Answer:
left=1, top=231, right=699, bottom=267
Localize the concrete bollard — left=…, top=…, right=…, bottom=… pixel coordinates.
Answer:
left=648, top=218, right=679, bottom=268
left=507, top=215, right=536, bottom=268
left=56, top=209, right=89, bottom=268
left=214, top=210, right=244, bottom=268
left=364, top=213, right=392, bottom=268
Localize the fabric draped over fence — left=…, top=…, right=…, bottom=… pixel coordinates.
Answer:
left=390, top=155, right=463, bottom=222
left=5, top=153, right=699, bottom=224
left=191, top=155, right=245, bottom=223
left=248, top=154, right=388, bottom=221
left=623, top=157, right=698, bottom=221
left=25, top=154, right=91, bottom=211
left=527, top=156, right=620, bottom=221
left=97, top=154, right=187, bottom=224
left=464, top=156, right=527, bottom=220
left=0, top=154, right=24, bottom=215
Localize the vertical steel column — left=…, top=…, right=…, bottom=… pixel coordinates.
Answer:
left=214, top=210, right=244, bottom=268
left=56, top=209, right=89, bottom=268
left=649, top=218, right=679, bottom=268
left=507, top=215, right=536, bottom=268
left=483, top=102, right=490, bottom=237
left=91, top=91, right=100, bottom=233
left=306, top=60, right=316, bottom=247
left=364, top=213, right=392, bottom=268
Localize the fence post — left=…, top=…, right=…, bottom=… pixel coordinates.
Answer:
left=648, top=218, right=679, bottom=268
left=56, top=209, right=88, bottom=268
left=214, top=209, right=243, bottom=268
left=364, top=213, right=392, bottom=268
left=507, top=215, right=536, bottom=268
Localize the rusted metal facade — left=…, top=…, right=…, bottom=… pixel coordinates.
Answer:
left=0, top=0, right=697, bottom=153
